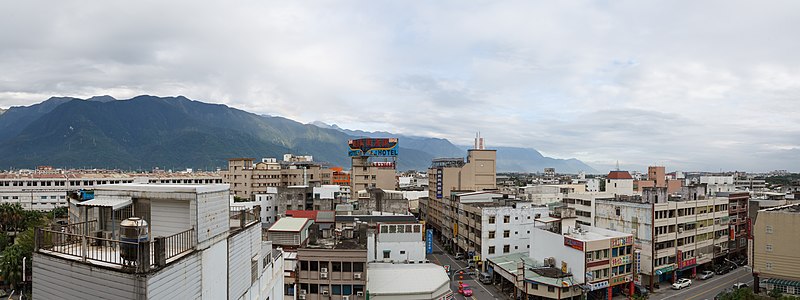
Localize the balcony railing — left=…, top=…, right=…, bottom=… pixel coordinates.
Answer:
left=35, top=227, right=196, bottom=273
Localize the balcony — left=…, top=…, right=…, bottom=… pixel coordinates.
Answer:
left=35, top=224, right=195, bottom=273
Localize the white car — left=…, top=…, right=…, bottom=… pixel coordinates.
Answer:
left=672, top=278, right=692, bottom=290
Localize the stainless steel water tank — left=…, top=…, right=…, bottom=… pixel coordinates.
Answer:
left=119, top=217, right=149, bottom=262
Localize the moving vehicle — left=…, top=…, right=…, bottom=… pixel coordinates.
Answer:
left=458, top=283, right=473, bottom=297
left=672, top=278, right=692, bottom=290
left=733, top=282, right=749, bottom=289
left=699, top=270, right=715, bottom=280
left=479, top=272, right=493, bottom=284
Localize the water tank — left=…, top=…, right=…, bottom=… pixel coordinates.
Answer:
left=119, top=217, right=149, bottom=262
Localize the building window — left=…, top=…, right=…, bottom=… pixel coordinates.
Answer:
left=383, top=250, right=391, bottom=259
left=310, top=261, right=319, bottom=271
left=489, top=216, right=495, bottom=224
left=503, top=230, right=510, bottom=238
left=766, top=225, right=773, bottom=234
left=489, top=231, right=495, bottom=239
left=765, top=262, right=773, bottom=270
left=503, top=245, right=510, bottom=253
left=488, top=246, right=495, bottom=254
left=504, top=216, right=510, bottom=223
left=548, top=286, right=555, bottom=292
left=766, top=244, right=773, bottom=252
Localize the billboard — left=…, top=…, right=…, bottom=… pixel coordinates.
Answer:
left=348, top=138, right=399, bottom=157
left=564, top=236, right=585, bottom=251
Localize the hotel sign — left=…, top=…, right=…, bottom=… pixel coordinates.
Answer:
left=348, top=138, right=399, bottom=157
left=564, top=236, right=585, bottom=251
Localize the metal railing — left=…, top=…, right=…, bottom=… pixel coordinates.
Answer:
left=36, top=227, right=197, bottom=273
left=63, top=220, right=98, bottom=235
left=162, top=228, right=195, bottom=260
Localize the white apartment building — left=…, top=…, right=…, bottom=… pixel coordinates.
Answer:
left=563, top=192, right=616, bottom=226
left=516, top=184, right=584, bottom=206
left=592, top=187, right=731, bottom=289
left=606, top=171, right=634, bottom=196
left=691, top=175, right=735, bottom=195
left=458, top=200, right=550, bottom=265
left=367, top=222, right=427, bottom=264
left=0, top=169, right=222, bottom=211
left=33, top=184, right=282, bottom=300
left=256, top=187, right=279, bottom=225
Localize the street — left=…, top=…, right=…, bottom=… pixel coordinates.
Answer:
left=427, top=239, right=508, bottom=300
left=634, top=267, right=753, bottom=300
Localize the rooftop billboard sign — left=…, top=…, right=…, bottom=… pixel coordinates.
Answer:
left=348, top=138, right=399, bottom=157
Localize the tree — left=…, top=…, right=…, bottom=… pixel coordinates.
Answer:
left=770, top=287, right=783, bottom=299
left=0, top=228, right=36, bottom=290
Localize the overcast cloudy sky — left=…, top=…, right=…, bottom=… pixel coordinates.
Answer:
left=1, top=1, right=799, bottom=172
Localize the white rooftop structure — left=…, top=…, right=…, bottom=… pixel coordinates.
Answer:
left=94, top=183, right=229, bottom=193
left=366, top=263, right=452, bottom=299
left=267, top=217, right=312, bottom=232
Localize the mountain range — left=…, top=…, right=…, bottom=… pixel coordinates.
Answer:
left=0, top=95, right=596, bottom=173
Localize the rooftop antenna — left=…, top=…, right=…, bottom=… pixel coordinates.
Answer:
left=616, top=160, right=620, bottom=171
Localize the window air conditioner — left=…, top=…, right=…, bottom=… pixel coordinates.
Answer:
left=301, top=289, right=308, bottom=295
left=322, top=290, right=329, bottom=296
left=298, top=295, right=306, bottom=300
left=320, top=272, right=328, bottom=279
left=354, top=273, right=362, bottom=279
left=343, top=296, right=350, bottom=300
left=320, top=267, right=328, bottom=273
left=357, top=292, right=365, bottom=296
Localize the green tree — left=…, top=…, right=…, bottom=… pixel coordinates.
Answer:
left=0, top=228, right=36, bottom=290
left=770, top=287, right=783, bottom=299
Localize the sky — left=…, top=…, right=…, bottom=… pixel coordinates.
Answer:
left=1, top=1, right=799, bottom=172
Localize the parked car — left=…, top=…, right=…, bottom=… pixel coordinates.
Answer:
left=479, top=272, right=493, bottom=284
left=454, top=253, right=464, bottom=260
left=715, top=265, right=732, bottom=275
left=621, top=284, right=649, bottom=297
left=672, top=278, right=692, bottom=290
left=699, top=270, right=715, bottom=280
left=733, top=283, right=749, bottom=289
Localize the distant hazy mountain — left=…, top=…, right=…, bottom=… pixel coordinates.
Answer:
left=0, top=95, right=596, bottom=173
left=313, top=122, right=597, bottom=173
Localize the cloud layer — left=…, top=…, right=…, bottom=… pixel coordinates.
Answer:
left=1, top=1, right=799, bottom=172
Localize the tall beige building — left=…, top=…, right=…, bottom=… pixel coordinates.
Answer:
left=751, top=203, right=800, bottom=296
left=424, top=145, right=497, bottom=249
left=222, top=158, right=329, bottom=199
left=350, top=156, right=397, bottom=192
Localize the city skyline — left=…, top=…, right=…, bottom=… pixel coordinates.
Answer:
left=1, top=1, right=799, bottom=172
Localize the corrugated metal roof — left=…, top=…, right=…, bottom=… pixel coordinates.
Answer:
left=367, top=263, right=449, bottom=295
left=76, top=196, right=132, bottom=210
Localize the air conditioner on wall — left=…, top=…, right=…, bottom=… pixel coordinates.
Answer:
left=357, top=292, right=364, bottom=296
left=321, top=267, right=328, bottom=273
left=320, top=273, right=328, bottom=279
left=354, top=273, right=362, bottom=279
left=322, top=290, right=329, bottom=296
left=299, top=295, right=306, bottom=300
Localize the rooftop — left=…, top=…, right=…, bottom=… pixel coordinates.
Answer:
left=335, top=215, right=417, bottom=223
left=367, top=263, right=449, bottom=296
left=607, top=171, right=633, bottom=180
left=487, top=252, right=576, bottom=287
left=94, top=183, right=229, bottom=193
left=305, top=237, right=366, bottom=250
left=762, top=203, right=800, bottom=213
left=268, top=217, right=312, bottom=232
left=562, top=226, right=631, bottom=242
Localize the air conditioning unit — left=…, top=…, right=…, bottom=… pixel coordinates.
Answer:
left=343, top=296, right=350, bottom=300
left=678, top=228, right=684, bottom=233
left=356, top=291, right=365, bottom=296
left=321, top=267, right=328, bottom=273
left=322, top=290, right=330, bottom=296
left=298, top=295, right=306, bottom=300
left=320, top=272, right=328, bottom=279
left=354, top=273, right=362, bottom=279
left=301, top=289, right=308, bottom=295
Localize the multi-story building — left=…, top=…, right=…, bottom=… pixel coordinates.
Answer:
left=605, top=171, right=634, bottom=196
left=295, top=224, right=368, bottom=300
left=457, top=198, right=549, bottom=265
left=223, top=157, right=330, bottom=200
left=349, top=138, right=398, bottom=193
left=516, top=184, right=584, bottom=206
left=633, top=166, right=682, bottom=194
left=0, top=168, right=222, bottom=211
left=424, top=144, right=497, bottom=250
left=591, top=186, right=731, bottom=290
left=367, top=222, right=426, bottom=263
left=685, top=174, right=735, bottom=195
left=563, top=192, right=616, bottom=226
left=352, top=188, right=410, bottom=215
left=33, top=183, right=283, bottom=300
left=751, top=203, right=800, bottom=296
left=719, top=192, right=750, bottom=258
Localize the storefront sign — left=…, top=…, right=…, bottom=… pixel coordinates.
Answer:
left=611, top=255, right=631, bottom=267
left=678, top=257, right=697, bottom=269
left=564, top=236, right=585, bottom=251
left=426, top=229, right=433, bottom=254
left=610, top=275, right=633, bottom=286
left=587, top=280, right=609, bottom=291
left=611, top=236, right=634, bottom=247
left=655, top=265, right=674, bottom=275
left=634, top=250, right=641, bottom=284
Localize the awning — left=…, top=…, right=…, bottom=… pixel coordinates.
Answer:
left=76, top=196, right=132, bottom=210
left=765, top=278, right=800, bottom=288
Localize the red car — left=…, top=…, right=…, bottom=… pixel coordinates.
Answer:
left=458, top=283, right=473, bottom=297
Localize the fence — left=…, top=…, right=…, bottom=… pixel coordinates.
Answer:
left=36, top=227, right=196, bottom=273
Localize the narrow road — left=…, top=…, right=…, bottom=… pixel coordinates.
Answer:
left=427, top=239, right=506, bottom=300
left=644, top=268, right=753, bottom=300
